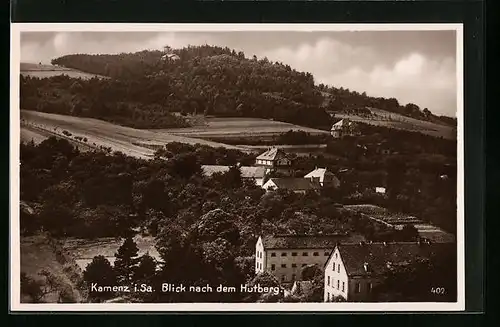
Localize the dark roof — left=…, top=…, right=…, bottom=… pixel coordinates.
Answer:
left=240, top=166, right=267, bottom=179
left=267, top=178, right=321, bottom=191
left=335, top=242, right=454, bottom=277
left=256, top=147, right=288, bottom=161
left=201, top=165, right=266, bottom=179
left=262, top=234, right=366, bottom=250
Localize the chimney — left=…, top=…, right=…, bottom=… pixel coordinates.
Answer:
left=363, top=262, right=370, bottom=272
left=383, top=241, right=387, bottom=246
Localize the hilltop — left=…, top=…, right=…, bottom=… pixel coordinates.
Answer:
left=20, top=45, right=455, bottom=133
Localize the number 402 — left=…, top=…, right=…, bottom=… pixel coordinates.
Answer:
left=431, top=287, right=446, bottom=295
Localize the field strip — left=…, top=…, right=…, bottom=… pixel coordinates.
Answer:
left=20, top=111, right=252, bottom=159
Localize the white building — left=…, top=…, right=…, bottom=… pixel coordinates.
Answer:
left=161, top=53, right=180, bottom=61
left=255, top=234, right=366, bottom=284
left=304, top=168, right=341, bottom=188
left=323, top=241, right=453, bottom=302
left=330, top=118, right=360, bottom=138
left=261, top=177, right=321, bottom=194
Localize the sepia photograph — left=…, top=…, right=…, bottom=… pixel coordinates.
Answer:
left=10, top=23, right=464, bottom=311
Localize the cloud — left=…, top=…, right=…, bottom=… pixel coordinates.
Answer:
left=21, top=32, right=214, bottom=64
left=259, top=38, right=456, bottom=116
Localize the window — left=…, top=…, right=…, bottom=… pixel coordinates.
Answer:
left=302, top=252, right=308, bottom=256
left=335, top=253, right=338, bottom=259
left=337, top=264, right=340, bottom=273
left=342, top=282, right=345, bottom=292
left=337, top=280, right=340, bottom=289
left=327, top=276, right=330, bottom=286
left=355, top=283, right=360, bottom=293
left=281, top=264, right=286, bottom=268
left=281, top=275, right=286, bottom=282
left=327, top=292, right=330, bottom=302
left=368, top=283, right=373, bottom=293
left=324, top=252, right=330, bottom=256
left=292, top=274, right=296, bottom=281
left=281, top=252, right=287, bottom=257
left=271, top=252, right=276, bottom=257
left=292, top=264, right=297, bottom=268
left=292, top=252, right=297, bottom=257
left=332, top=263, right=336, bottom=272
left=271, top=264, right=275, bottom=271
left=313, top=252, right=319, bottom=256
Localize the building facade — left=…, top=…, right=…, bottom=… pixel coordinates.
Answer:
left=255, top=147, right=292, bottom=174
left=255, top=234, right=366, bottom=284
left=323, top=241, right=454, bottom=302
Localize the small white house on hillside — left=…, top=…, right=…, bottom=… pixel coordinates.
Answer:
left=330, top=118, right=360, bottom=138
left=304, top=168, right=341, bottom=188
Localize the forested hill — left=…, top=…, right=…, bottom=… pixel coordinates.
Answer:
left=45, top=45, right=331, bottom=130
left=21, top=45, right=454, bottom=130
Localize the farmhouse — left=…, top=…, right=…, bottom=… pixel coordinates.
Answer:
left=330, top=118, right=360, bottom=139
left=201, top=165, right=267, bottom=186
left=255, top=147, right=292, bottom=174
left=343, top=204, right=455, bottom=243
left=323, top=241, right=453, bottom=302
left=261, top=177, right=321, bottom=194
left=255, top=234, right=366, bottom=283
left=304, top=168, right=340, bottom=188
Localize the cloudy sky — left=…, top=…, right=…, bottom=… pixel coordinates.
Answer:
left=21, top=30, right=457, bottom=117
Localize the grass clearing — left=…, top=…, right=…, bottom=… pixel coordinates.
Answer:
left=20, top=110, right=250, bottom=159
left=21, top=234, right=85, bottom=303
left=155, top=116, right=330, bottom=138
left=61, top=235, right=161, bottom=271
left=334, top=108, right=456, bottom=140
left=20, top=62, right=108, bottom=80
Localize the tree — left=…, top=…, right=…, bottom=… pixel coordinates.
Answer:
left=20, top=272, right=53, bottom=303
left=133, top=253, right=157, bottom=282
left=373, top=249, right=457, bottom=302
left=114, top=237, right=140, bottom=284
left=83, top=255, right=117, bottom=301
left=167, top=153, right=202, bottom=179
left=193, top=208, right=240, bottom=246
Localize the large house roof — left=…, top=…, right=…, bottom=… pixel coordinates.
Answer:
left=256, top=147, right=288, bottom=161
left=201, top=165, right=267, bottom=179
left=334, top=242, right=454, bottom=277
left=304, top=168, right=340, bottom=184
left=261, top=234, right=366, bottom=250
left=331, top=118, right=356, bottom=131
left=266, top=177, right=321, bottom=191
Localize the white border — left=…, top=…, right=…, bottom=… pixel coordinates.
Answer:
left=10, top=23, right=465, bottom=312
